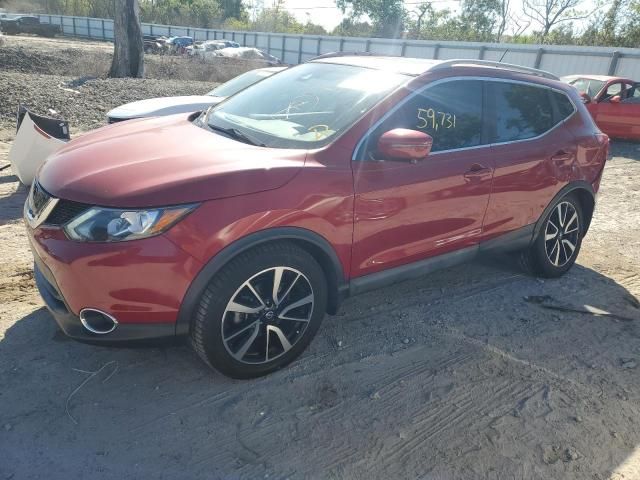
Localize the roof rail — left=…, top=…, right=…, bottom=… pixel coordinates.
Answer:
left=310, top=51, right=376, bottom=61
left=430, top=59, right=559, bottom=81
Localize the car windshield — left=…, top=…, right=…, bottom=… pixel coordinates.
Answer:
left=207, top=69, right=277, bottom=98
left=206, top=62, right=408, bottom=149
left=570, top=78, right=605, bottom=98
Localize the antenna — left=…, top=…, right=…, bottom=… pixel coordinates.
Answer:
left=498, top=49, right=509, bottom=62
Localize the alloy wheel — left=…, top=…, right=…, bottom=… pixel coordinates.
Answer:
left=544, top=201, right=580, bottom=268
left=221, top=267, right=314, bottom=364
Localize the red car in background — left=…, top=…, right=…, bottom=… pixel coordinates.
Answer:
left=563, top=74, right=640, bottom=140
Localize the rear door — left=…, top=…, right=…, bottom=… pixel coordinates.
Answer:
left=482, top=81, right=577, bottom=241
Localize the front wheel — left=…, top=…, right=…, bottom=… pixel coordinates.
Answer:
left=190, top=242, right=328, bottom=378
left=520, top=194, right=584, bottom=278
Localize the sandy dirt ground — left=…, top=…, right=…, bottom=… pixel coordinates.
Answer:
left=1, top=37, right=640, bottom=480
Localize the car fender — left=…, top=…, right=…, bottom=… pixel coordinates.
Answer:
left=175, top=226, right=347, bottom=335
left=531, top=180, right=595, bottom=243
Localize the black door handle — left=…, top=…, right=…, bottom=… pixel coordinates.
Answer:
left=464, top=164, right=492, bottom=178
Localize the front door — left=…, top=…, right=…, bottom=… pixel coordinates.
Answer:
left=590, top=80, right=638, bottom=138
left=351, top=79, right=494, bottom=278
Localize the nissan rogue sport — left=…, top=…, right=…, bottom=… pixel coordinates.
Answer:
left=25, top=55, right=609, bottom=378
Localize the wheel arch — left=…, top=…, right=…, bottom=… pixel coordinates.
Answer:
left=175, top=227, right=347, bottom=336
left=532, top=181, right=595, bottom=244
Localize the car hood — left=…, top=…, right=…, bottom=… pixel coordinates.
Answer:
left=38, top=114, right=307, bottom=207
left=107, top=96, right=223, bottom=120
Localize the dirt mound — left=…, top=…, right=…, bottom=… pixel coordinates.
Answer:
left=0, top=45, right=75, bottom=74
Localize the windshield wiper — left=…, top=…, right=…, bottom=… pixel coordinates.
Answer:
left=207, top=124, right=266, bottom=147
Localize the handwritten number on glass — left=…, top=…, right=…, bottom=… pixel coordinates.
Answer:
left=417, top=108, right=456, bottom=131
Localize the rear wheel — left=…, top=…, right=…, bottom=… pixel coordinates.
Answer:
left=190, top=242, right=327, bottom=378
left=520, top=194, right=584, bottom=278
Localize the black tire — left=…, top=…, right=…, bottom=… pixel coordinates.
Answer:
left=190, top=242, right=328, bottom=379
left=520, top=193, right=584, bottom=278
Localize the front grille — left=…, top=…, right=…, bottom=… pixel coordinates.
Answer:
left=30, top=180, right=51, bottom=216
left=45, top=200, right=91, bottom=226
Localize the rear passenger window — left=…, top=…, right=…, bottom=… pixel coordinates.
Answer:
left=491, top=82, right=554, bottom=143
left=361, top=80, right=484, bottom=158
left=553, top=91, right=575, bottom=120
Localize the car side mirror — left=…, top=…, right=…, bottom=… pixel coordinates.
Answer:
left=580, top=92, right=591, bottom=104
left=377, top=128, right=433, bottom=162
left=610, top=95, right=622, bottom=104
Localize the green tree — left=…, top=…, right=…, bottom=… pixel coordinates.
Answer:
left=331, top=18, right=373, bottom=37
left=223, top=1, right=327, bottom=35
left=335, top=0, right=404, bottom=38
left=458, top=0, right=501, bottom=41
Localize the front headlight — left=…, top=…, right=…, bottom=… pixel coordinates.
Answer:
left=64, top=205, right=197, bottom=242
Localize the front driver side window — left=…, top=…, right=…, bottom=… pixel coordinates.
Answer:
left=360, top=80, right=484, bottom=159
left=601, top=82, right=623, bottom=102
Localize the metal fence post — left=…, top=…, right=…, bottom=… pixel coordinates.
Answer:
left=187, top=27, right=191, bottom=37
left=101, top=19, right=106, bottom=40
left=255, top=32, right=258, bottom=46
left=86, top=17, right=90, bottom=38
left=608, top=51, right=621, bottom=75
left=243, top=32, right=247, bottom=45
left=267, top=33, right=271, bottom=54
left=365, top=39, right=371, bottom=52
left=478, top=45, right=486, bottom=60
left=433, top=44, right=440, bottom=59
left=534, top=48, right=544, bottom=68
left=317, top=37, right=321, bottom=55
left=168, top=26, right=172, bottom=36
left=339, top=38, right=345, bottom=52
left=298, top=36, right=303, bottom=64
left=401, top=41, right=407, bottom=57
left=281, top=35, right=286, bottom=61
left=72, top=17, right=76, bottom=36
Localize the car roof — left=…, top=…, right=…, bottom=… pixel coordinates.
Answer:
left=562, top=74, right=620, bottom=82
left=312, top=55, right=441, bottom=76
left=310, top=55, right=561, bottom=81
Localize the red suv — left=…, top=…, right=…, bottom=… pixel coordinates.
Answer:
left=25, top=55, right=609, bottom=378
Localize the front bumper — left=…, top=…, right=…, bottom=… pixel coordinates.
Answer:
left=27, top=221, right=204, bottom=343
left=33, top=256, right=176, bottom=343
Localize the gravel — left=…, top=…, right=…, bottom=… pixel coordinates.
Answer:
left=0, top=71, right=213, bottom=131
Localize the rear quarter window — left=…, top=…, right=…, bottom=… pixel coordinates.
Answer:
left=553, top=91, right=576, bottom=120
left=490, top=82, right=555, bottom=143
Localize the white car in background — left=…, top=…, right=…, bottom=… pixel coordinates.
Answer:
left=213, top=46, right=281, bottom=63
left=188, top=39, right=240, bottom=57
left=106, top=66, right=286, bottom=123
